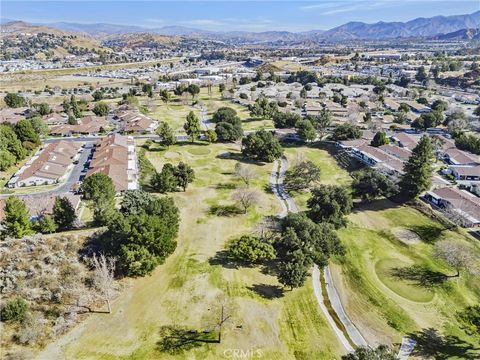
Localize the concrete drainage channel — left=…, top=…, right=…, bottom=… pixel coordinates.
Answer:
left=270, top=157, right=365, bottom=352
left=270, top=156, right=417, bottom=358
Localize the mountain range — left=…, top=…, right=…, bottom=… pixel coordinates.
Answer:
left=1, top=11, right=479, bottom=44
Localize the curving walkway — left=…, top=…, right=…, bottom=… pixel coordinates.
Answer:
left=269, top=156, right=367, bottom=353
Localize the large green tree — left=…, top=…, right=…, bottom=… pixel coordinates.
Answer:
left=184, top=111, right=201, bottom=143
left=227, top=235, right=276, bottom=263
left=284, top=160, right=320, bottom=191
left=1, top=196, right=32, bottom=238
left=3, top=93, right=26, bottom=108
left=399, top=135, right=434, bottom=200
left=332, top=123, right=361, bottom=141
left=52, top=196, right=77, bottom=230
left=352, top=168, right=397, bottom=202
left=15, top=119, right=40, bottom=148
left=81, top=173, right=117, bottom=225
left=241, top=130, right=283, bottom=162
left=307, top=185, right=352, bottom=228
left=296, top=119, right=317, bottom=142
left=174, top=162, right=195, bottom=191
left=151, top=163, right=178, bottom=193
left=156, top=121, right=176, bottom=147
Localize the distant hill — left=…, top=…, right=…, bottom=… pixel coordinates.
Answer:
left=3, top=11, right=480, bottom=46
left=1, top=21, right=108, bottom=59
left=321, top=11, right=480, bottom=40
left=431, top=28, right=480, bottom=40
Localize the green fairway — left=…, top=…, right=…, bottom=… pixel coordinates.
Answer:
left=333, top=202, right=480, bottom=347
left=284, top=143, right=352, bottom=210
left=38, top=141, right=343, bottom=360
left=375, top=258, right=435, bottom=303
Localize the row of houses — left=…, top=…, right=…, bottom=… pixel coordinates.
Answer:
left=49, top=116, right=108, bottom=136
left=86, top=134, right=138, bottom=192
left=114, top=108, right=158, bottom=134
left=7, top=141, right=82, bottom=188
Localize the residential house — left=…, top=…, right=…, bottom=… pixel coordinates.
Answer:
left=425, top=187, right=480, bottom=227
left=7, top=141, right=81, bottom=187
left=86, top=134, right=138, bottom=192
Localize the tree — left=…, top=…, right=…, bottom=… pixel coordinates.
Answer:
left=332, top=123, right=361, bottom=141
left=92, top=90, right=104, bottom=101
left=0, top=298, right=29, bottom=322
left=272, top=112, right=302, bottom=128
left=312, top=108, right=332, bottom=139
left=242, top=130, right=283, bottom=162
left=277, top=250, right=309, bottom=290
left=204, top=129, right=217, bottom=143
left=431, top=99, right=448, bottom=112
left=29, top=116, right=49, bottom=137
left=184, top=111, right=201, bottom=143
left=215, top=119, right=243, bottom=142
left=399, top=103, right=410, bottom=113
left=15, top=119, right=40, bottom=147
left=0, top=124, right=26, bottom=166
left=412, top=112, right=442, bottom=131
left=151, top=163, right=178, bottom=193
left=92, top=102, right=109, bottom=117
left=434, top=240, right=480, bottom=277
left=370, top=131, right=389, bottom=147
left=4, top=93, right=26, bottom=108
left=231, top=188, right=261, bottom=213
left=352, top=168, right=397, bottom=202
left=52, top=196, right=77, bottom=230
left=415, top=66, right=428, bottom=83
left=341, top=345, right=397, bottom=360
left=284, top=160, right=320, bottom=191
left=1, top=196, right=32, bottom=239
left=249, top=97, right=278, bottom=119
left=142, top=83, right=153, bottom=97
left=394, top=111, right=408, bottom=124
left=399, top=135, right=434, bottom=200
left=174, top=162, right=195, bottom=191
left=81, top=173, right=116, bottom=225
left=156, top=121, right=176, bottom=147
left=187, top=84, right=200, bottom=103
left=457, top=305, right=480, bottom=337
left=234, top=162, right=257, bottom=187
left=212, top=107, right=238, bottom=123
left=92, top=253, right=116, bottom=313
left=70, top=95, right=81, bottom=118
left=159, top=89, right=174, bottom=106
left=120, top=190, right=153, bottom=216
left=307, top=185, right=352, bottom=228
left=296, top=119, right=317, bottom=142
left=34, top=214, right=57, bottom=234
left=0, top=150, right=16, bottom=171
left=107, top=196, right=179, bottom=277
left=32, top=103, right=51, bottom=116
left=227, top=235, right=276, bottom=263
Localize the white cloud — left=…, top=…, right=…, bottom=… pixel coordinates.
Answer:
left=181, top=19, right=225, bottom=27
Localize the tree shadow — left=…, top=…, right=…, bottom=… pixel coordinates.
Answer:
left=247, top=284, right=284, bottom=299
left=215, top=183, right=237, bottom=190
left=208, top=250, right=249, bottom=270
left=390, top=265, right=449, bottom=288
left=407, top=328, right=480, bottom=359
left=351, top=198, right=398, bottom=213
left=157, top=326, right=218, bottom=355
left=209, top=204, right=243, bottom=216
left=215, top=152, right=267, bottom=165
left=409, top=225, right=445, bottom=243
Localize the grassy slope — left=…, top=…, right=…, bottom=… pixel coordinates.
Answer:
left=333, top=201, right=480, bottom=349
left=44, top=141, right=342, bottom=360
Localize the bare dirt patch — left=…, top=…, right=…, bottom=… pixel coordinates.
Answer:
left=393, top=228, right=421, bottom=245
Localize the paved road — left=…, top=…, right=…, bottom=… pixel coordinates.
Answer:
left=0, top=142, right=94, bottom=199
left=269, top=156, right=367, bottom=353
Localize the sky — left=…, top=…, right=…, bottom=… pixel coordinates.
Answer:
left=2, top=0, right=479, bottom=32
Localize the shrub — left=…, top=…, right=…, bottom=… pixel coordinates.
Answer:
left=1, top=298, right=29, bottom=322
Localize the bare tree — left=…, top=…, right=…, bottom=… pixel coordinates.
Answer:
left=234, top=162, right=257, bottom=187
left=231, top=188, right=261, bottom=214
left=440, top=202, right=473, bottom=228
left=92, top=254, right=116, bottom=313
left=434, top=240, right=480, bottom=277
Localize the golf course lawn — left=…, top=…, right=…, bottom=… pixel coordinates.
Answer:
left=38, top=141, right=344, bottom=360
left=332, top=201, right=480, bottom=348
left=283, top=143, right=352, bottom=211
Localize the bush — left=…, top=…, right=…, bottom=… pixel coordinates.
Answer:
left=1, top=298, right=29, bottom=322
